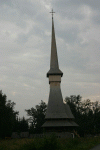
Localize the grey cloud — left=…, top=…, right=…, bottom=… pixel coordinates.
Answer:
left=53, top=0, right=100, bottom=10
left=92, top=11, right=100, bottom=25
left=16, top=33, right=29, bottom=44
left=0, top=0, right=38, bottom=29
left=57, top=26, right=80, bottom=44
left=0, top=0, right=12, bottom=6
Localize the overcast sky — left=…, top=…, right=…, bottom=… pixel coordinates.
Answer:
left=0, top=0, right=100, bottom=118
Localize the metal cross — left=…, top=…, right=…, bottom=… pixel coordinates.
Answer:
left=50, top=9, right=55, bottom=18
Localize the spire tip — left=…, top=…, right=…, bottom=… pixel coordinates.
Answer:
left=50, top=9, right=55, bottom=18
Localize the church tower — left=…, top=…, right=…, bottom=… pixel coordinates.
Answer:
left=42, top=10, right=78, bottom=132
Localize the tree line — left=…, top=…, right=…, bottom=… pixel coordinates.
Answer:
left=0, top=91, right=28, bottom=138
left=65, top=95, right=100, bottom=136
left=0, top=90, right=100, bottom=138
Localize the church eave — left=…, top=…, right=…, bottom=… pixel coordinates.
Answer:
left=47, top=69, right=63, bottom=77
left=42, top=120, right=78, bottom=127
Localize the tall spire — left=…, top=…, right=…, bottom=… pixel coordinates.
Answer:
left=51, top=16, right=59, bottom=69
left=47, top=11, right=63, bottom=77
left=42, top=11, right=78, bottom=131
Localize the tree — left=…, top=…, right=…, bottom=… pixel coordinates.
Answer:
left=13, top=117, right=29, bottom=132
left=19, top=117, right=29, bottom=132
left=0, top=90, right=18, bottom=138
left=25, top=100, right=47, bottom=133
left=65, top=95, right=100, bottom=136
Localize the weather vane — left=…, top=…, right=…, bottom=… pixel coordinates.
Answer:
left=50, top=9, right=55, bottom=18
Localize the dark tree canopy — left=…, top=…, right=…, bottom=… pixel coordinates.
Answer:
left=1, top=88, right=99, bottom=137
left=25, top=96, right=100, bottom=136
left=65, top=95, right=100, bottom=136
left=0, top=90, right=19, bottom=138
left=25, top=100, right=47, bottom=133
left=13, top=117, right=29, bottom=132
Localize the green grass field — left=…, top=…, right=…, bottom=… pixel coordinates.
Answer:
left=0, top=136, right=100, bottom=150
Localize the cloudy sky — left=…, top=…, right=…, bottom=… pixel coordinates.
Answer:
left=0, top=0, right=100, bottom=117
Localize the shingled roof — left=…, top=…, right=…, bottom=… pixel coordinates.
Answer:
left=47, top=16, right=63, bottom=77
left=42, top=120, right=78, bottom=127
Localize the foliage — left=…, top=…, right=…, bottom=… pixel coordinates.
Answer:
left=25, top=95, right=100, bottom=136
left=38, top=134, right=60, bottom=150
left=0, top=137, right=100, bottom=150
left=25, top=100, right=47, bottom=133
left=0, top=90, right=19, bottom=138
left=65, top=95, right=100, bottom=136
left=13, top=117, right=29, bottom=132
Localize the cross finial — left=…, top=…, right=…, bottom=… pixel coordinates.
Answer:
left=50, top=9, right=55, bottom=18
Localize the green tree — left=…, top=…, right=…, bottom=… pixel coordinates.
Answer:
left=13, top=117, right=29, bottom=132
left=65, top=95, right=100, bottom=136
left=0, top=90, right=18, bottom=138
left=25, top=100, right=47, bottom=133
left=19, top=117, right=29, bottom=132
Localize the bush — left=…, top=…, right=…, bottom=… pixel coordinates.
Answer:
left=39, top=135, right=59, bottom=150
left=19, top=142, right=36, bottom=150
left=18, top=135, right=60, bottom=150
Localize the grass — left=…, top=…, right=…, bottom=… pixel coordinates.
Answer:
left=0, top=136, right=100, bottom=150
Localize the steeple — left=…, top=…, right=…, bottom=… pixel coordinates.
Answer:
left=42, top=11, right=78, bottom=132
left=47, top=13, right=63, bottom=77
